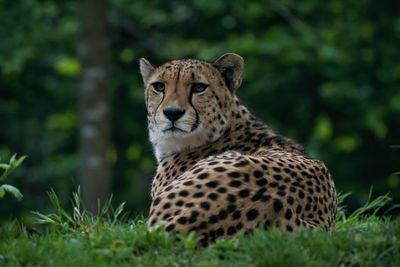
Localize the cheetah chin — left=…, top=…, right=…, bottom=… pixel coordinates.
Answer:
left=150, top=123, right=212, bottom=162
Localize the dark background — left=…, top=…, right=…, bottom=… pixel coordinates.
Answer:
left=0, top=0, right=399, bottom=223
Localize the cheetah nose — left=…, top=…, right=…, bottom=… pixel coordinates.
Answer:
left=163, top=107, right=186, bottom=122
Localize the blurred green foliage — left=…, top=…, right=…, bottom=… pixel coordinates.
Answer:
left=0, top=154, right=26, bottom=201
left=0, top=0, right=399, bottom=221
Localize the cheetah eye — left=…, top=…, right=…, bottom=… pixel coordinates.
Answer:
left=191, top=83, right=208, bottom=94
left=151, top=82, right=165, bottom=93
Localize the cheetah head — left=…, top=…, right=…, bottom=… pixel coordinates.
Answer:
left=140, top=53, right=244, bottom=161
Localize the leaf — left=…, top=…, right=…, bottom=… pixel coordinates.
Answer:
left=14, top=155, right=27, bottom=167
left=0, top=154, right=27, bottom=182
left=0, top=164, right=9, bottom=170
left=9, top=154, right=17, bottom=164
left=0, top=184, right=23, bottom=201
left=54, top=58, right=81, bottom=77
left=0, top=187, right=5, bottom=198
left=0, top=169, right=10, bottom=181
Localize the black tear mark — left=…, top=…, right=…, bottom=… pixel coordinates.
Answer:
left=188, top=88, right=199, bottom=131
left=154, top=93, right=165, bottom=123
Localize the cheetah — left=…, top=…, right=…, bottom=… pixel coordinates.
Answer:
left=139, top=53, right=337, bottom=245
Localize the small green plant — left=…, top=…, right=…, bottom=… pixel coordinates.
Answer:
left=179, top=231, right=200, bottom=251
left=32, top=187, right=127, bottom=232
left=336, top=189, right=390, bottom=223
left=0, top=154, right=26, bottom=201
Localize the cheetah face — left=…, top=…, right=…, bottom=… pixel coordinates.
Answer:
left=140, top=53, right=244, bottom=161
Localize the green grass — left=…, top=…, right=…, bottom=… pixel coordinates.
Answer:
left=0, top=191, right=399, bottom=267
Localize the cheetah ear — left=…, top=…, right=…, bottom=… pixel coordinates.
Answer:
left=139, top=58, right=155, bottom=84
left=213, top=53, right=244, bottom=92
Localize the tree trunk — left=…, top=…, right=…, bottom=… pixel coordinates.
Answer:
left=78, top=0, right=111, bottom=214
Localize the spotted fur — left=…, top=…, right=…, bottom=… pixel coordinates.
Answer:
left=140, top=53, right=337, bottom=246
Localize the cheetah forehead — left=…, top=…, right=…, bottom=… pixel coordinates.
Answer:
left=147, top=59, right=222, bottom=85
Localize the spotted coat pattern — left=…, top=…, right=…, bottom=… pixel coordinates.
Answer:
left=139, top=53, right=337, bottom=246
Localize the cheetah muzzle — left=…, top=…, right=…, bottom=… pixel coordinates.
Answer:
left=140, top=53, right=337, bottom=246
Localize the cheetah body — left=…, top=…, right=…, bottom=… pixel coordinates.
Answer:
left=139, top=53, right=337, bottom=245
